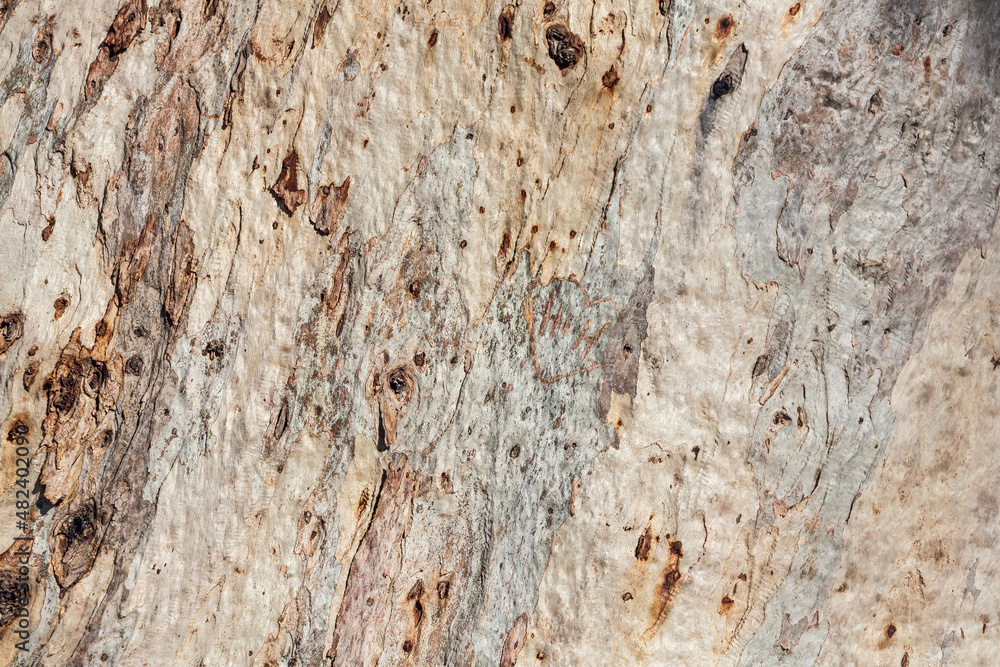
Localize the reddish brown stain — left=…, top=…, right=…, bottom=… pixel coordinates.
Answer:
left=406, top=580, right=425, bottom=624
left=789, top=3, right=801, bottom=16
left=886, top=623, right=896, bottom=638
left=891, top=43, right=904, bottom=56
left=645, top=540, right=683, bottom=638
left=719, top=595, right=734, bottom=615
left=427, top=30, right=438, bottom=48
left=399, top=578, right=426, bottom=656
left=715, top=15, right=735, bottom=40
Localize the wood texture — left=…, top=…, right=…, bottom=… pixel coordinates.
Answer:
left=0, top=0, right=998, bottom=665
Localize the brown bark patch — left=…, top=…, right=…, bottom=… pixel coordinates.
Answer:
left=500, top=613, right=528, bottom=667
left=498, top=5, right=515, bottom=41
left=313, top=3, right=332, bottom=46
left=271, top=151, right=306, bottom=216
left=310, top=175, right=350, bottom=235
left=53, top=295, right=69, bottom=320
left=52, top=498, right=102, bottom=590
left=23, top=361, right=38, bottom=391
left=602, top=64, right=620, bottom=90
left=329, top=460, right=415, bottom=665
left=0, top=541, right=35, bottom=632
left=85, top=0, right=148, bottom=101
left=634, top=524, right=653, bottom=561
left=41, top=216, right=55, bottom=241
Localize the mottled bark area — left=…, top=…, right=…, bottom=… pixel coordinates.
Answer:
left=0, top=0, right=997, bottom=665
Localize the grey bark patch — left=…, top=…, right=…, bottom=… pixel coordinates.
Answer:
left=731, top=0, right=1000, bottom=661
left=598, top=266, right=655, bottom=419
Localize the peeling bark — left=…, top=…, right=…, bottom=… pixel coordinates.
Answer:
left=0, top=0, right=998, bottom=665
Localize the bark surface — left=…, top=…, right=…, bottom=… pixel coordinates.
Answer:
left=0, top=0, right=998, bottom=665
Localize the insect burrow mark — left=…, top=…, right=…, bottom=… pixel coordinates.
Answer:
left=545, top=24, right=584, bottom=71
left=437, top=579, right=450, bottom=599
left=126, top=355, right=144, bottom=376
left=602, top=64, right=619, bottom=90
left=710, top=44, right=748, bottom=99
left=202, top=339, right=225, bottom=361
left=376, top=405, right=388, bottom=452
left=498, top=5, right=515, bottom=41
left=274, top=400, right=289, bottom=439
left=387, top=367, right=412, bottom=402
left=0, top=312, right=24, bottom=355
left=498, top=231, right=511, bottom=257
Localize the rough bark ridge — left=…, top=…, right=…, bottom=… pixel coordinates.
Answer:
left=0, top=0, right=998, bottom=665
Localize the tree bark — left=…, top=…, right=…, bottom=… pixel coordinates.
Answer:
left=1, top=0, right=998, bottom=665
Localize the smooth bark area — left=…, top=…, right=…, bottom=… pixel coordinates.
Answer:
left=0, top=0, right=998, bottom=665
